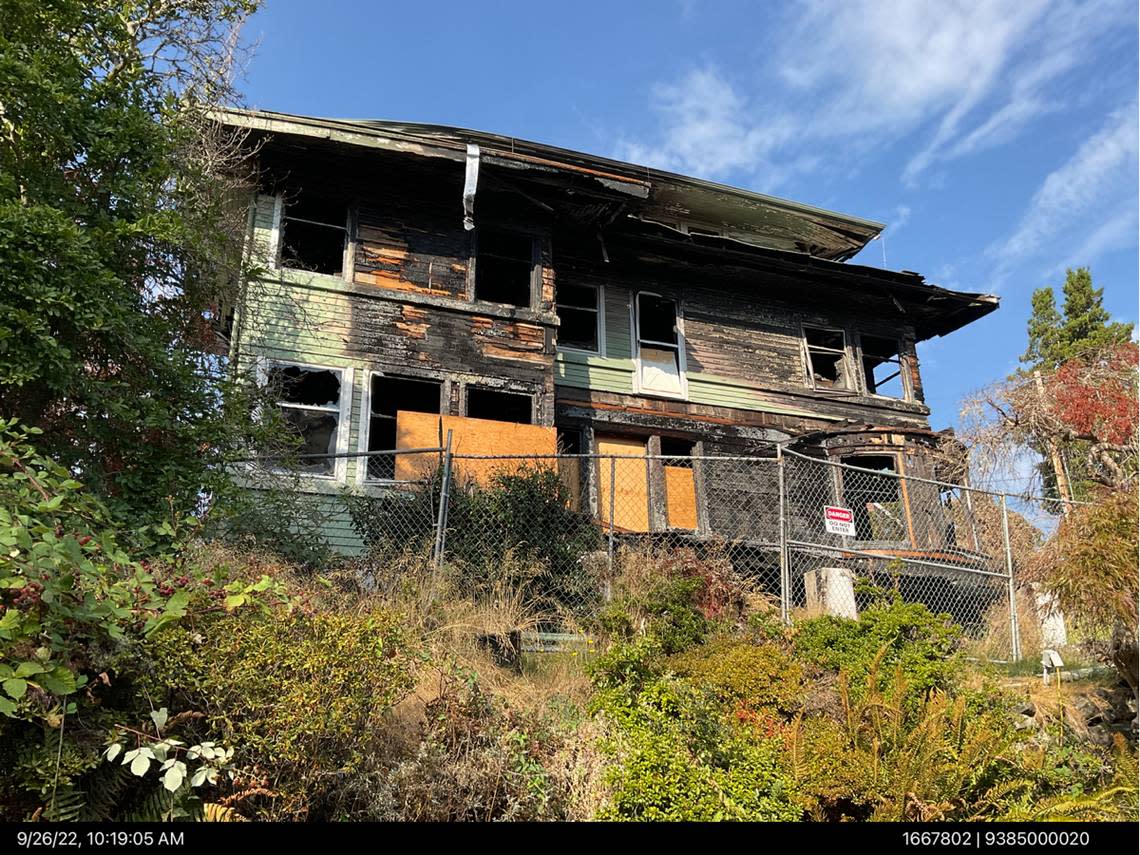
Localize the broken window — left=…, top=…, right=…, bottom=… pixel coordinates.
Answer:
left=861, top=335, right=907, bottom=399
left=474, top=230, right=534, bottom=307
left=636, top=293, right=684, bottom=397
left=366, top=375, right=442, bottom=480
left=466, top=386, right=533, bottom=424
left=556, top=283, right=600, bottom=352
left=804, top=326, right=853, bottom=391
left=280, top=189, right=349, bottom=276
left=557, top=426, right=583, bottom=454
left=660, top=437, right=694, bottom=468
left=840, top=455, right=907, bottom=542
left=266, top=364, right=343, bottom=476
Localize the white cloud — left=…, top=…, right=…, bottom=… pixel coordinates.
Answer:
left=618, top=68, right=798, bottom=181
left=617, top=0, right=1133, bottom=189
left=990, top=103, right=1139, bottom=278
left=888, top=204, right=911, bottom=232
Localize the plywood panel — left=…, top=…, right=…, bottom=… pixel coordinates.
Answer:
left=596, top=436, right=649, bottom=533
left=557, top=457, right=582, bottom=512
left=394, top=411, right=557, bottom=486
left=664, top=466, right=698, bottom=530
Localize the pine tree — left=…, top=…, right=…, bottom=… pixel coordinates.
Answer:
left=1021, top=287, right=1063, bottom=369
left=1019, top=267, right=1133, bottom=371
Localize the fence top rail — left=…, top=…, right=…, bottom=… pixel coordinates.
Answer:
left=448, top=452, right=780, bottom=463
left=779, top=446, right=1088, bottom=509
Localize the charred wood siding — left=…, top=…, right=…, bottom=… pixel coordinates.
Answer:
left=553, top=231, right=929, bottom=431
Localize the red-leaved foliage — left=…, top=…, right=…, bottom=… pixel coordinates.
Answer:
left=1047, top=343, right=1138, bottom=447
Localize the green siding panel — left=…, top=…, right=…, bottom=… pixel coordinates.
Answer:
left=604, top=288, right=631, bottom=359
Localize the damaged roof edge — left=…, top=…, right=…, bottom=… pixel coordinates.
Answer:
left=209, top=106, right=884, bottom=254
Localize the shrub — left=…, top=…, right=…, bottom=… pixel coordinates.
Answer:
left=0, top=422, right=290, bottom=820
left=668, top=637, right=804, bottom=716
left=327, top=669, right=568, bottom=821
left=347, top=466, right=603, bottom=614
left=792, top=596, right=961, bottom=705
left=592, top=674, right=799, bottom=821
left=783, top=665, right=1133, bottom=822
left=595, top=546, right=755, bottom=656
left=1027, top=486, right=1138, bottom=694
left=141, top=606, right=416, bottom=819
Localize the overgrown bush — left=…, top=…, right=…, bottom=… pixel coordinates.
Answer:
left=140, top=603, right=416, bottom=819
left=784, top=666, right=1131, bottom=821
left=669, top=637, right=804, bottom=716
left=347, top=466, right=603, bottom=614
left=590, top=644, right=799, bottom=821
left=1028, top=485, right=1139, bottom=697
left=595, top=546, right=753, bottom=654
left=792, top=596, right=962, bottom=705
left=324, top=668, right=572, bottom=821
left=0, top=422, right=288, bottom=820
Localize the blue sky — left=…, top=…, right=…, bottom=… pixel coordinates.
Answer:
left=239, top=0, right=1139, bottom=439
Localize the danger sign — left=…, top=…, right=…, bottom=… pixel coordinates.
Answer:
left=824, top=506, right=856, bottom=537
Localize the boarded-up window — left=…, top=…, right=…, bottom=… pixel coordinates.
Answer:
left=636, top=293, right=684, bottom=397
left=475, top=230, right=534, bottom=307
left=840, top=455, right=907, bottom=542
left=861, top=335, right=906, bottom=399
left=661, top=438, right=697, bottom=529
left=556, top=283, right=600, bottom=352
left=280, top=190, right=348, bottom=276
left=596, top=435, right=649, bottom=532
left=804, top=326, right=853, bottom=391
left=466, top=387, right=533, bottom=424
left=367, top=375, right=442, bottom=480
left=267, top=364, right=343, bottom=475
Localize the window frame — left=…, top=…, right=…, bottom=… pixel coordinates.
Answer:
left=358, top=370, right=446, bottom=484
left=801, top=323, right=855, bottom=393
left=555, top=283, right=605, bottom=355
left=272, top=192, right=354, bottom=281
left=856, top=332, right=911, bottom=402
left=258, top=358, right=353, bottom=483
left=837, top=452, right=909, bottom=544
left=633, top=290, right=688, bottom=400
left=471, top=228, right=538, bottom=309
left=463, top=383, right=536, bottom=424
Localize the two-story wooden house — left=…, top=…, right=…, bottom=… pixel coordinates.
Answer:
left=216, top=108, right=998, bottom=554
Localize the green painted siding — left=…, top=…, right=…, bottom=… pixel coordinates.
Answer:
left=604, top=287, right=632, bottom=359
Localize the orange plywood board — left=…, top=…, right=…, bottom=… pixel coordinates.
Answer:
left=664, top=466, right=698, bottom=529
left=394, top=412, right=557, bottom=486
left=595, top=436, right=650, bottom=533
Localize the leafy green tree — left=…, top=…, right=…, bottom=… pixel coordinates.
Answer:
left=1020, top=267, right=1133, bottom=371
left=0, top=0, right=260, bottom=525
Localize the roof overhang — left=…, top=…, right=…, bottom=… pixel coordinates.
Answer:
left=210, top=107, right=883, bottom=261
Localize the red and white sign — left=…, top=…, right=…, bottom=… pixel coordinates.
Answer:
left=824, top=505, right=856, bottom=537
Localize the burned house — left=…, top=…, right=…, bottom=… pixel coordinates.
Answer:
left=217, top=108, right=999, bottom=574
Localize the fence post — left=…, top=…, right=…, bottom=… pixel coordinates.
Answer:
left=430, top=430, right=454, bottom=600
left=999, top=493, right=1022, bottom=661
left=606, top=455, right=616, bottom=602
left=777, top=445, right=790, bottom=625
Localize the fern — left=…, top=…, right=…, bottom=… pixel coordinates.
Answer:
left=38, top=787, right=85, bottom=822
left=79, top=763, right=133, bottom=822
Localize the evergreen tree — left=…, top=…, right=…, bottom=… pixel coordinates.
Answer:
left=1020, top=267, right=1133, bottom=371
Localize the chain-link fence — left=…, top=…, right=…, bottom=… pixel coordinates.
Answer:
left=335, top=438, right=1089, bottom=662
